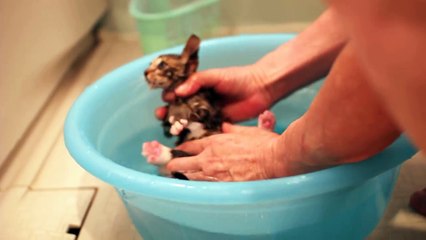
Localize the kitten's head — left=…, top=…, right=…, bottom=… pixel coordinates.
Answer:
left=144, top=35, right=200, bottom=89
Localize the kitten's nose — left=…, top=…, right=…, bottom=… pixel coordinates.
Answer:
left=144, top=70, right=149, bottom=77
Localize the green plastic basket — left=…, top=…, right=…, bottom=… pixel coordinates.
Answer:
left=129, top=0, right=220, bottom=54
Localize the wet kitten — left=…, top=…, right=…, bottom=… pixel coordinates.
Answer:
left=144, top=34, right=222, bottom=145
left=142, top=111, right=276, bottom=180
left=141, top=35, right=276, bottom=180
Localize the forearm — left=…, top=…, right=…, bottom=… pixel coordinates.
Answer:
left=268, top=44, right=401, bottom=177
left=256, top=8, right=348, bottom=103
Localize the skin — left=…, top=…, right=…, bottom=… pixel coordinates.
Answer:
left=269, top=43, right=401, bottom=177
left=156, top=9, right=347, bottom=122
left=169, top=123, right=280, bottom=181
left=162, top=3, right=425, bottom=181
left=328, top=0, right=426, bottom=151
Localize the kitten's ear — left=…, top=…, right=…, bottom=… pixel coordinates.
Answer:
left=181, top=34, right=200, bottom=63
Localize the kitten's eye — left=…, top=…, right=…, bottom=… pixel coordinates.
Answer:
left=158, top=61, right=166, bottom=69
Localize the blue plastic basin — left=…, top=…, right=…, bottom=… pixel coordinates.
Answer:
left=64, top=34, right=415, bottom=240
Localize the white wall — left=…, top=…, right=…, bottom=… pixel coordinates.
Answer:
left=0, top=0, right=107, bottom=167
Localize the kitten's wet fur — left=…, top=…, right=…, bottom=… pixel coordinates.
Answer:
left=142, top=35, right=276, bottom=180
left=144, top=34, right=223, bottom=145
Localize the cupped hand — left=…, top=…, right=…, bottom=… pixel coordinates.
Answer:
left=165, top=123, right=281, bottom=181
left=155, top=65, right=274, bottom=122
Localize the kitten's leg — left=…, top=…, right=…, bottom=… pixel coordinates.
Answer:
left=142, top=141, right=191, bottom=180
left=142, top=141, right=193, bottom=165
left=258, top=110, right=276, bottom=131
left=142, top=141, right=172, bottom=165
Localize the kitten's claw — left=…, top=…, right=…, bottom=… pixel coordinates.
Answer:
left=258, top=110, right=276, bottom=131
left=142, top=141, right=172, bottom=165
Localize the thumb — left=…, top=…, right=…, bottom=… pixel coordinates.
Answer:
left=175, top=69, right=224, bottom=96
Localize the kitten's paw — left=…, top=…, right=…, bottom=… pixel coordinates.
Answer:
left=142, top=141, right=172, bottom=165
left=170, top=119, right=189, bottom=136
left=258, top=110, right=276, bottom=131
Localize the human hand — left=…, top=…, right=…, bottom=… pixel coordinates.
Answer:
left=155, top=65, right=274, bottom=122
left=165, top=123, right=281, bottom=181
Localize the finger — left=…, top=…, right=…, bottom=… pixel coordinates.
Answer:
left=175, top=69, right=227, bottom=96
left=155, top=106, right=168, bottom=120
left=166, top=156, right=201, bottom=172
left=175, top=138, right=211, bottom=154
left=185, top=171, right=237, bottom=182
left=183, top=172, right=220, bottom=181
left=221, top=102, right=262, bottom=122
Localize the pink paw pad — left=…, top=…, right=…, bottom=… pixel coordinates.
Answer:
left=258, top=110, right=276, bottom=131
left=142, top=141, right=162, bottom=164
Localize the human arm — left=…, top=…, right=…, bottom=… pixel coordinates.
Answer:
left=157, top=8, right=348, bottom=122
left=254, top=8, right=347, bottom=103
left=166, top=43, right=401, bottom=181
left=267, top=43, right=401, bottom=177
left=166, top=2, right=426, bottom=181
left=269, top=0, right=426, bottom=176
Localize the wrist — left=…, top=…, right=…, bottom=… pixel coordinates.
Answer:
left=253, top=50, right=295, bottom=104
left=266, top=120, right=306, bottom=178
left=268, top=118, right=332, bottom=177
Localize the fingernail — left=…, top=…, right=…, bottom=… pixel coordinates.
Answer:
left=176, top=84, right=188, bottom=94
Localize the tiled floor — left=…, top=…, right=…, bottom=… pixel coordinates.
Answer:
left=1, top=32, right=425, bottom=240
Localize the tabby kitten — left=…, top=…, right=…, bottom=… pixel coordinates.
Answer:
left=141, top=35, right=276, bottom=180
left=144, top=34, right=223, bottom=145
